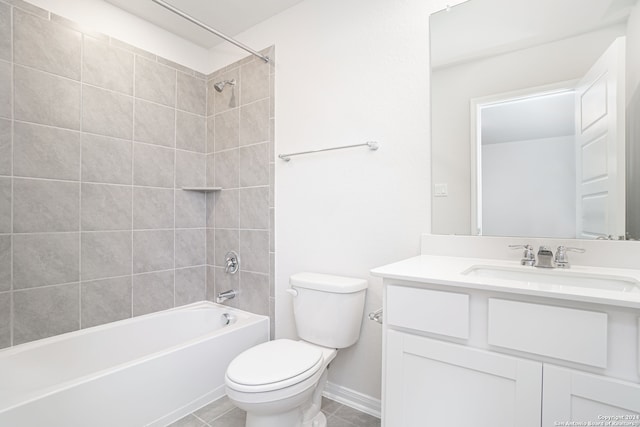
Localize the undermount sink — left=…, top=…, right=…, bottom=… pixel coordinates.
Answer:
left=462, top=265, right=640, bottom=293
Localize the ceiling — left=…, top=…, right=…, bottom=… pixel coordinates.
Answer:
left=105, top=0, right=305, bottom=48
left=431, top=0, right=638, bottom=68
left=481, top=91, right=576, bottom=145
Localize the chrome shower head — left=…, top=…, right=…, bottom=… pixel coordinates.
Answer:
left=214, top=79, right=236, bottom=92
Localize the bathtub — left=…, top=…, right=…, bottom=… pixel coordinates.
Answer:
left=0, top=301, right=269, bottom=427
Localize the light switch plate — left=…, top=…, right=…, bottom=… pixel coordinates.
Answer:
left=434, top=183, right=448, bottom=197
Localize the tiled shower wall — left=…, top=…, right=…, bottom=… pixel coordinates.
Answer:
left=0, top=0, right=275, bottom=349
left=205, top=50, right=276, bottom=335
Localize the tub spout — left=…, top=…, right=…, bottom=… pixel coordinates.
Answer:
left=216, top=289, right=237, bottom=304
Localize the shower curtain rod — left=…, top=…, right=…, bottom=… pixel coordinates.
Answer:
left=151, top=0, right=270, bottom=63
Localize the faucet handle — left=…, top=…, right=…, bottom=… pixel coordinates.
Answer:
left=554, top=246, right=585, bottom=268
left=509, top=244, right=535, bottom=266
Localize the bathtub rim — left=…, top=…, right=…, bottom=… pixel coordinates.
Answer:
left=0, top=301, right=269, bottom=415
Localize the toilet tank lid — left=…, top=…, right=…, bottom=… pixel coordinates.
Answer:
left=290, top=273, right=368, bottom=293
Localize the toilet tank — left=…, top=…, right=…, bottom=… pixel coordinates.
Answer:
left=289, top=273, right=368, bottom=349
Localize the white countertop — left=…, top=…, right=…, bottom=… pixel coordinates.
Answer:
left=371, top=255, right=640, bottom=309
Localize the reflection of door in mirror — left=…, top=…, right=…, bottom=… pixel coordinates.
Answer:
left=473, top=38, right=626, bottom=239
left=575, top=38, right=626, bottom=239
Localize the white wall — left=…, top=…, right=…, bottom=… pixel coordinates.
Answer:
left=482, top=136, right=576, bottom=238
left=23, top=0, right=211, bottom=73
left=431, top=25, right=626, bottom=235
left=206, top=0, right=463, bottom=403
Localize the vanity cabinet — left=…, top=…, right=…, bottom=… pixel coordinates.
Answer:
left=385, top=330, right=542, bottom=427
left=380, top=282, right=640, bottom=427
left=542, top=365, right=640, bottom=425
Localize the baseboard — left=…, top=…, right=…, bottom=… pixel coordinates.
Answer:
left=323, top=381, right=381, bottom=419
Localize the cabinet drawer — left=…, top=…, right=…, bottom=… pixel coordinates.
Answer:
left=387, top=285, right=469, bottom=339
left=488, top=299, right=607, bottom=367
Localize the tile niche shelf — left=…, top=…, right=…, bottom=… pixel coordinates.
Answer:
left=181, top=187, right=222, bottom=192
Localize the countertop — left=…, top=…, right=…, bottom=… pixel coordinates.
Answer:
left=371, top=255, right=640, bottom=309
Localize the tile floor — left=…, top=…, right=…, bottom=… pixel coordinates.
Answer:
left=167, top=396, right=381, bottom=427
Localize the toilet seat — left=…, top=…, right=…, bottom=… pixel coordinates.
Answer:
left=225, top=339, right=324, bottom=393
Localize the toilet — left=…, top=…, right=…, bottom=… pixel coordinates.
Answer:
left=224, top=272, right=368, bottom=427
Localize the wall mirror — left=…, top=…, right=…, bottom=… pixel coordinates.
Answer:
left=430, top=0, right=640, bottom=240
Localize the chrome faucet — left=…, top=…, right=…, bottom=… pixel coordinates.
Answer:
left=509, top=244, right=535, bottom=266
left=535, top=246, right=555, bottom=268
left=553, top=246, right=585, bottom=269
left=216, top=289, right=237, bottom=303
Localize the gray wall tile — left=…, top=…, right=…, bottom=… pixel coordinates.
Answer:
left=175, top=266, right=205, bottom=306
left=133, top=187, right=174, bottom=229
left=239, top=271, right=268, bottom=315
left=206, top=116, right=214, bottom=154
left=14, top=65, right=81, bottom=129
left=81, top=276, right=132, bottom=328
left=110, top=38, right=156, bottom=60
left=0, top=178, right=9, bottom=233
left=239, top=99, right=269, bottom=146
left=7, top=1, right=48, bottom=21
left=0, top=60, right=9, bottom=119
left=134, top=99, right=175, bottom=148
left=175, top=228, right=205, bottom=268
left=132, top=270, right=174, bottom=316
left=13, top=232, right=80, bottom=289
left=214, top=109, right=239, bottom=152
left=13, top=283, right=80, bottom=345
left=81, top=231, right=132, bottom=281
left=214, top=189, right=239, bottom=229
left=240, top=60, right=269, bottom=105
left=176, top=150, right=206, bottom=188
left=175, top=190, right=205, bottom=229
left=0, top=3, right=10, bottom=62
left=13, top=178, right=80, bottom=233
left=177, top=72, right=206, bottom=115
left=13, top=122, right=80, bottom=180
left=133, top=230, right=173, bottom=273
left=206, top=228, right=215, bottom=265
left=133, top=143, right=174, bottom=188
left=135, top=57, right=176, bottom=107
left=214, top=149, right=239, bottom=189
left=239, top=187, right=269, bottom=230
left=239, top=143, right=268, bottom=187
left=206, top=153, right=215, bottom=187
left=0, top=236, right=10, bottom=292
left=82, top=84, right=133, bottom=139
left=81, top=134, right=132, bottom=185
left=176, top=110, right=205, bottom=153
left=0, top=119, right=10, bottom=175
left=239, top=230, right=269, bottom=273
left=0, top=292, right=9, bottom=349
left=13, top=9, right=81, bottom=80
left=83, top=36, right=133, bottom=95
left=81, top=183, right=132, bottom=231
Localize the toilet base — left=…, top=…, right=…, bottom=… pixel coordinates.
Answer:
left=302, top=411, right=327, bottom=427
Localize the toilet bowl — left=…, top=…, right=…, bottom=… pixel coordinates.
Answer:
left=225, top=339, right=336, bottom=427
left=224, top=273, right=368, bottom=427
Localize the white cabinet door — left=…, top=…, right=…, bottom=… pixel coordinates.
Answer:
left=542, top=365, right=640, bottom=427
left=384, top=330, right=542, bottom=427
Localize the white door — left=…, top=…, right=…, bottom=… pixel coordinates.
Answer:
left=542, top=364, right=640, bottom=427
left=575, top=37, right=626, bottom=238
left=384, top=330, right=542, bottom=427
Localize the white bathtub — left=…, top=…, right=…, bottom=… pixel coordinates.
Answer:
left=0, top=301, right=269, bottom=427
